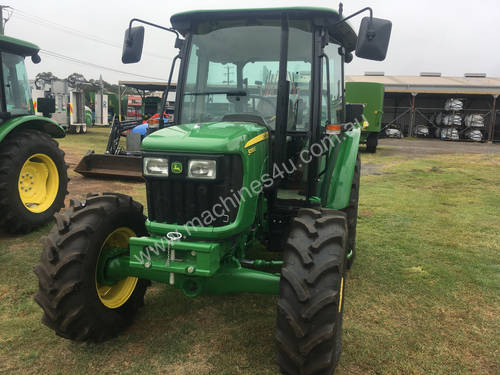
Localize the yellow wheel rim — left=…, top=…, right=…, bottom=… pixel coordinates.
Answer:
left=18, top=153, right=59, bottom=213
left=338, top=277, right=344, bottom=313
left=96, top=227, right=138, bottom=309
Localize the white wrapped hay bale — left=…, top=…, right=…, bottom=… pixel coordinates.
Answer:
left=386, top=128, right=402, bottom=138
left=434, top=127, right=441, bottom=138
left=444, top=98, right=463, bottom=111
left=464, top=129, right=483, bottom=142
left=441, top=127, right=459, bottom=141
left=415, top=125, right=430, bottom=137
left=464, top=114, right=485, bottom=128
left=442, top=114, right=462, bottom=126
left=435, top=112, right=443, bottom=125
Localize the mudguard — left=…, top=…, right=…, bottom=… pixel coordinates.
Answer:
left=322, top=126, right=361, bottom=210
left=0, top=115, right=65, bottom=143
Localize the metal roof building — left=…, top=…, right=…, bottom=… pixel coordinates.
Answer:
left=346, top=73, right=500, bottom=141
left=346, top=74, right=500, bottom=95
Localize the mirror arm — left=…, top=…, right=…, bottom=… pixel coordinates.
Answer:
left=127, top=18, right=180, bottom=44
left=332, top=6, right=373, bottom=28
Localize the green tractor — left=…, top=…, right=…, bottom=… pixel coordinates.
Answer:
left=346, top=82, right=385, bottom=153
left=0, top=35, right=68, bottom=234
left=35, top=6, right=390, bottom=374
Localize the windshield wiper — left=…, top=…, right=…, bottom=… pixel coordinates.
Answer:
left=184, top=90, right=247, bottom=96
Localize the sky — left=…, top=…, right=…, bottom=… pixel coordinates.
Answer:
left=4, top=0, right=500, bottom=83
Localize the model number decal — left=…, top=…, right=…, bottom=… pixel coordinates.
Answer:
left=244, top=131, right=269, bottom=148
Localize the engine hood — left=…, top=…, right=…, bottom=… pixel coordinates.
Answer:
left=141, top=121, right=268, bottom=154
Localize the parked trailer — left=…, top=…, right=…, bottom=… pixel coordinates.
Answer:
left=32, top=79, right=88, bottom=134
left=346, top=82, right=385, bottom=153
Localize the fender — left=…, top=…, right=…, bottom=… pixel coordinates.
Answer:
left=0, top=115, right=65, bottom=143
left=322, top=126, right=361, bottom=210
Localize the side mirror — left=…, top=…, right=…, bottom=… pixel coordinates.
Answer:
left=31, top=54, right=41, bottom=64
left=355, top=17, right=392, bottom=61
left=37, top=97, right=56, bottom=116
left=344, top=51, right=353, bottom=64
left=345, top=104, right=364, bottom=124
left=122, top=26, right=145, bottom=64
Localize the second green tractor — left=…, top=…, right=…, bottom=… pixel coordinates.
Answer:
left=35, top=6, right=391, bottom=374
left=0, top=35, right=68, bottom=234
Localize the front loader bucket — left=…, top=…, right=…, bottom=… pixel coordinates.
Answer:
left=74, top=151, right=143, bottom=180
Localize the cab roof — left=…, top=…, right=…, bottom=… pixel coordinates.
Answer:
left=170, top=7, right=357, bottom=52
left=0, top=34, right=39, bottom=57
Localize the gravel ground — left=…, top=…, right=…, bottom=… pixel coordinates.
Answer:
left=360, top=138, right=500, bottom=176
left=377, top=138, right=500, bottom=155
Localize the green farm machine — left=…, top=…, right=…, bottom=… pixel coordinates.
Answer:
left=35, top=6, right=391, bottom=374
left=346, top=81, right=385, bottom=153
left=0, top=35, right=68, bottom=233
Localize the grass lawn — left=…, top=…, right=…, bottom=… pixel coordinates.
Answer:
left=0, top=134, right=499, bottom=374
left=57, top=126, right=111, bottom=154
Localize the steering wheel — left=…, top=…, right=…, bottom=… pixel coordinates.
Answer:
left=248, top=95, right=277, bottom=127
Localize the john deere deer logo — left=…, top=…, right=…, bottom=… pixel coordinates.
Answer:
left=171, top=162, right=182, bottom=174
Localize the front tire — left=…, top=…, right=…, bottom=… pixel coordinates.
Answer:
left=276, top=208, right=347, bottom=375
left=0, top=130, right=68, bottom=233
left=34, top=193, right=148, bottom=342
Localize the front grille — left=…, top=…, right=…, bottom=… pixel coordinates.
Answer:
left=146, top=154, right=242, bottom=226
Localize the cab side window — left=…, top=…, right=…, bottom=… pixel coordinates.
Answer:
left=321, top=42, right=343, bottom=125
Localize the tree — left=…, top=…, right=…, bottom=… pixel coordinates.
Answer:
left=66, top=72, right=87, bottom=87
left=34, top=72, right=59, bottom=89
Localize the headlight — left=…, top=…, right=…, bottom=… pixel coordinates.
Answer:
left=188, top=159, right=216, bottom=179
left=144, top=157, right=169, bottom=176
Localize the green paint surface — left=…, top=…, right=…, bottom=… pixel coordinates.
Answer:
left=170, top=7, right=357, bottom=52
left=322, top=126, right=361, bottom=210
left=345, top=82, right=385, bottom=134
left=0, top=34, right=39, bottom=57
left=0, top=115, right=65, bottom=143
left=143, top=121, right=268, bottom=239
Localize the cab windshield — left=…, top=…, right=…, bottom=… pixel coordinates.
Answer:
left=2, top=52, right=33, bottom=116
left=180, top=23, right=312, bottom=131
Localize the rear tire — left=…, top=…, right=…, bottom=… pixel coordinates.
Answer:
left=366, top=133, right=378, bottom=153
left=34, top=193, right=148, bottom=342
left=276, top=208, right=347, bottom=375
left=342, top=154, right=360, bottom=269
left=0, top=130, right=68, bottom=234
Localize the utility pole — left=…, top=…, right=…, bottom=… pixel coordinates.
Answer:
left=0, top=5, right=12, bottom=35
left=99, top=74, right=104, bottom=125
left=224, top=66, right=234, bottom=86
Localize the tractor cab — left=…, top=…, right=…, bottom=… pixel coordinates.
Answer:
left=173, top=9, right=341, bottom=200
left=121, top=7, right=391, bottom=235
left=0, top=35, right=55, bottom=120
left=0, top=35, right=40, bottom=119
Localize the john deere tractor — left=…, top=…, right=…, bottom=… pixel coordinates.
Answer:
left=0, top=35, right=68, bottom=233
left=35, top=7, right=390, bottom=374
